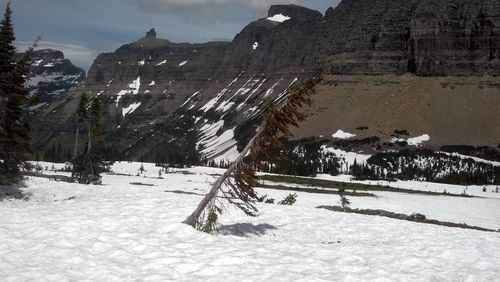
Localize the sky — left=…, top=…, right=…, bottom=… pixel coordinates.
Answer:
left=3, top=0, right=340, bottom=71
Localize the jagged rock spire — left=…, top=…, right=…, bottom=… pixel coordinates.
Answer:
left=146, top=28, right=156, bottom=38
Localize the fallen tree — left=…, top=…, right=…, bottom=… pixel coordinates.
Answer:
left=183, top=76, right=322, bottom=232
left=317, top=205, right=499, bottom=233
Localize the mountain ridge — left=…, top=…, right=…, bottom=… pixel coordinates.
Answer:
left=32, top=1, right=500, bottom=161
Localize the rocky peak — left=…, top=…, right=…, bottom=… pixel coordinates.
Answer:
left=267, top=4, right=323, bottom=22
left=18, top=49, right=85, bottom=102
left=32, top=49, right=64, bottom=61
left=146, top=28, right=157, bottom=38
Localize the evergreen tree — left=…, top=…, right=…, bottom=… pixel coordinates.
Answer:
left=0, top=27, right=37, bottom=184
left=0, top=2, right=15, bottom=76
left=71, top=95, right=103, bottom=184
left=73, top=92, right=87, bottom=158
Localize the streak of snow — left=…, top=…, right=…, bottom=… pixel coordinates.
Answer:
left=138, top=59, right=145, bottom=66
left=263, top=79, right=282, bottom=99
left=149, top=81, right=155, bottom=86
left=215, top=101, right=235, bottom=113
left=181, top=91, right=201, bottom=108
left=122, top=102, right=142, bottom=117
left=178, top=60, right=188, bottom=67
left=200, top=73, right=243, bottom=112
left=252, top=42, right=259, bottom=50
left=237, top=79, right=266, bottom=110
left=274, top=77, right=298, bottom=104
left=157, top=60, right=167, bottom=66
left=201, top=127, right=237, bottom=159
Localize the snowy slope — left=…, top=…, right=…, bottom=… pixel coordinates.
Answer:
left=1, top=162, right=499, bottom=281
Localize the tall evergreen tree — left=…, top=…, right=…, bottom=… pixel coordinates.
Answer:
left=71, top=95, right=103, bottom=184
left=0, top=2, right=15, bottom=76
left=73, top=92, right=87, bottom=158
left=0, top=42, right=37, bottom=183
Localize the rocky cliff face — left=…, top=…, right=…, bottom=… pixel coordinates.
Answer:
left=318, top=0, right=500, bottom=76
left=24, top=49, right=85, bottom=102
left=34, top=1, right=500, bottom=160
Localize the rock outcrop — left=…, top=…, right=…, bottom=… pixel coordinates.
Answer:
left=24, top=49, right=85, bottom=102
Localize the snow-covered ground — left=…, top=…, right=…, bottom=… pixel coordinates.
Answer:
left=1, top=162, right=499, bottom=281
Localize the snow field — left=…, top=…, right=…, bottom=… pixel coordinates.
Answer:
left=1, top=162, right=499, bottom=281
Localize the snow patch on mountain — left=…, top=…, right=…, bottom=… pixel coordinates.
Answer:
left=122, top=102, right=142, bottom=117
left=178, top=60, right=188, bottom=67
left=216, top=100, right=235, bottom=113
left=391, top=134, right=431, bottom=147
left=322, top=146, right=371, bottom=168
left=196, top=120, right=239, bottom=160
left=201, top=127, right=237, bottom=159
left=156, top=60, right=167, bottom=66
left=332, top=130, right=357, bottom=140
left=116, top=77, right=141, bottom=107
left=32, top=59, right=43, bottom=67
left=253, top=42, right=259, bottom=50
left=407, top=134, right=430, bottom=146
left=267, top=13, right=291, bottom=23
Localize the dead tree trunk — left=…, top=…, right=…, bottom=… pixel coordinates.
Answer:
left=73, top=124, right=79, bottom=158
left=183, top=125, right=263, bottom=228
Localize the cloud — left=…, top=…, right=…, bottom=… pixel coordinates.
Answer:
left=16, top=40, right=98, bottom=71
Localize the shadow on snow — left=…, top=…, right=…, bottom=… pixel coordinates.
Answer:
left=217, top=223, right=277, bottom=237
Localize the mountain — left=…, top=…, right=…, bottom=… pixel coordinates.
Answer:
left=23, top=49, right=85, bottom=103
left=33, top=1, right=500, bottom=161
